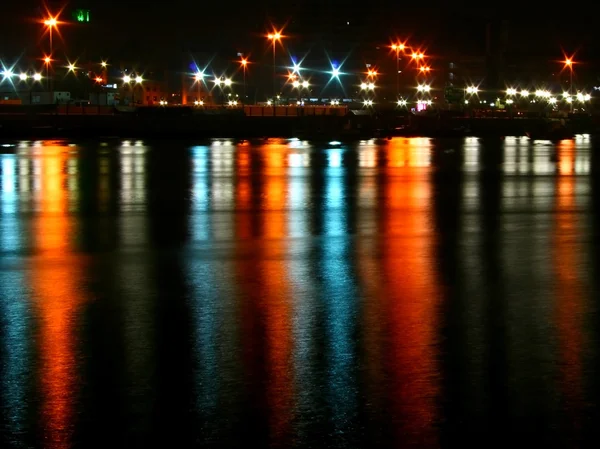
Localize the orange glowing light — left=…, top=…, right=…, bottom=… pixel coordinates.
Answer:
left=44, top=56, right=51, bottom=64
left=268, top=31, right=282, bottom=41
left=95, top=77, right=103, bottom=83
left=241, top=58, right=248, bottom=66
left=44, top=17, right=58, bottom=28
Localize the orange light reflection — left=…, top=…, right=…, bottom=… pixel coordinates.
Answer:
left=554, top=142, right=584, bottom=441
left=30, top=146, right=82, bottom=449
left=382, top=139, right=440, bottom=445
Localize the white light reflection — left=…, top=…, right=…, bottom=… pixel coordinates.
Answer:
left=358, top=148, right=376, bottom=168
left=464, top=137, right=479, bottom=170
left=210, top=143, right=234, bottom=214
left=288, top=150, right=310, bottom=238
left=119, top=142, right=147, bottom=213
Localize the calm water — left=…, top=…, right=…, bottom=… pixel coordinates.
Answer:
left=1, top=136, right=600, bottom=448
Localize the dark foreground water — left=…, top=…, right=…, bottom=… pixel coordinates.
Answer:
left=1, top=136, right=600, bottom=448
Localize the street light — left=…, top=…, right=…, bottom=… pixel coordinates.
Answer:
left=564, top=56, right=575, bottom=112
left=19, top=73, right=28, bottom=81
left=194, top=71, right=205, bottom=82
left=391, top=42, right=405, bottom=96
left=240, top=58, right=248, bottom=101
left=123, top=74, right=143, bottom=105
left=267, top=29, right=283, bottom=101
left=506, top=87, right=517, bottom=96
left=302, top=80, right=309, bottom=89
left=101, top=61, right=108, bottom=68
left=33, top=73, right=42, bottom=82
left=43, top=15, right=59, bottom=98
left=1, top=69, right=14, bottom=79
left=417, top=84, right=431, bottom=93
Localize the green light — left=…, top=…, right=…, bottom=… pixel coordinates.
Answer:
left=73, top=9, right=90, bottom=22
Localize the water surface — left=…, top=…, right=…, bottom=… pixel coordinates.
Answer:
left=1, top=136, right=599, bottom=448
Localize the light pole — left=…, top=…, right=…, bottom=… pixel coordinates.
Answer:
left=391, top=43, right=404, bottom=97
left=43, top=56, right=51, bottom=94
left=240, top=58, right=248, bottom=102
left=267, top=31, right=282, bottom=102
left=123, top=75, right=143, bottom=106
left=194, top=71, right=205, bottom=103
left=43, top=16, right=58, bottom=101
left=564, top=57, right=574, bottom=113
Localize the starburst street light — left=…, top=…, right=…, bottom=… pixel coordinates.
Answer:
left=135, top=76, right=143, bottom=84
left=302, top=80, right=309, bottom=88
left=123, top=75, right=131, bottom=83
left=267, top=28, right=283, bottom=100
left=466, top=86, right=478, bottom=94
left=101, top=61, right=108, bottom=68
left=19, top=73, right=28, bottom=81
left=33, top=73, right=42, bottom=81
left=1, top=69, right=14, bottom=79
left=417, top=84, right=431, bottom=92
left=224, top=78, right=232, bottom=87
left=391, top=42, right=406, bottom=96
left=506, top=88, right=517, bottom=96
left=194, top=71, right=205, bottom=82
left=67, top=63, right=77, bottom=73
left=292, top=80, right=300, bottom=88
left=563, top=55, right=576, bottom=111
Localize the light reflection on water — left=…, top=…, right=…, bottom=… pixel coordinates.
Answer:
left=0, top=137, right=598, bottom=448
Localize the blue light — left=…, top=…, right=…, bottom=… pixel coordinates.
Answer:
left=328, top=149, right=342, bottom=168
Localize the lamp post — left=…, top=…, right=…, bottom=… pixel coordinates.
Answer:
left=267, top=31, right=282, bottom=102
left=240, top=58, right=248, bottom=102
left=43, top=16, right=58, bottom=100
left=564, top=57, right=574, bottom=113
left=123, top=74, right=143, bottom=105
left=194, top=71, right=205, bottom=104
left=391, top=43, right=405, bottom=97
left=43, top=56, right=52, bottom=95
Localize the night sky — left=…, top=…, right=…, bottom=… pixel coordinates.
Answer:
left=1, top=1, right=599, bottom=70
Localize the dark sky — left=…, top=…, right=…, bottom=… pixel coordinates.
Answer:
left=1, top=1, right=598, bottom=68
